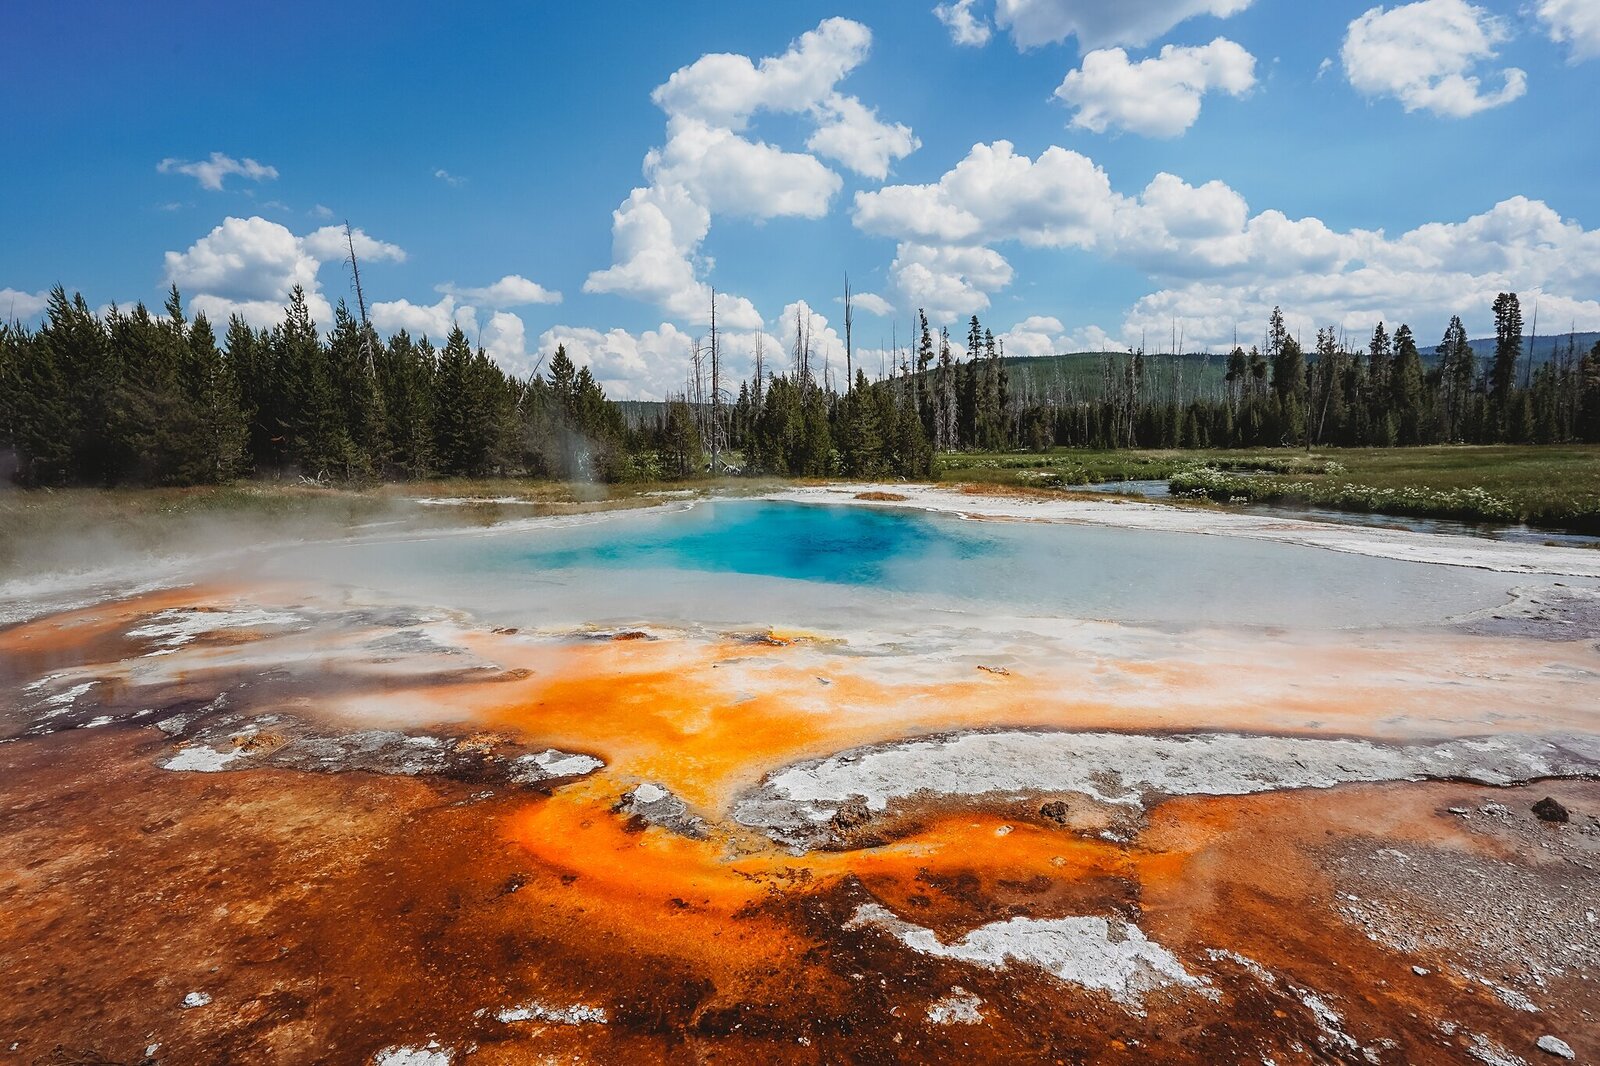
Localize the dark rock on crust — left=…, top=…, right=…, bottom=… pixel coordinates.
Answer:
left=1533, top=796, right=1570, bottom=823
left=617, top=783, right=709, bottom=839
left=1040, top=800, right=1071, bottom=827
left=831, top=798, right=872, bottom=832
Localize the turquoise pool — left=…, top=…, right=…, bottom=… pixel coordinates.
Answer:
left=269, top=500, right=1529, bottom=632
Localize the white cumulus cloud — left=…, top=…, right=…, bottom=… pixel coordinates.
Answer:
left=164, top=216, right=404, bottom=332
left=157, top=152, right=279, bottom=192
left=481, top=310, right=531, bottom=373
left=890, top=243, right=1015, bottom=323
left=648, top=117, right=841, bottom=219
left=437, top=274, right=562, bottom=307
left=997, top=316, right=1124, bottom=357
left=853, top=138, right=1600, bottom=347
left=586, top=18, right=914, bottom=330
left=851, top=291, right=896, bottom=317
left=2, top=288, right=51, bottom=321
left=807, top=95, right=921, bottom=181
left=537, top=322, right=701, bottom=400
left=995, top=0, right=1254, bottom=49
left=370, top=296, right=537, bottom=377
left=1341, top=0, right=1526, bottom=117
left=370, top=295, right=476, bottom=342
left=300, top=225, right=407, bottom=265
left=650, top=17, right=872, bottom=129
left=1537, top=0, right=1600, bottom=61
left=1055, top=38, right=1256, bottom=137
left=855, top=141, right=1118, bottom=251
left=935, top=0, right=994, bottom=46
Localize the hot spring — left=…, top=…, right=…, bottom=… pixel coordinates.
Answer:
left=260, top=498, right=1528, bottom=632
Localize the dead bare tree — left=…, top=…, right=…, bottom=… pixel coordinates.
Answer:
left=752, top=329, right=765, bottom=410
left=343, top=220, right=377, bottom=372
left=1524, top=301, right=1538, bottom=391
left=709, top=289, right=722, bottom=473
left=843, top=273, right=854, bottom=393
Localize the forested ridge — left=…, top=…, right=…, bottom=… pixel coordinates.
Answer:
left=2, top=284, right=1598, bottom=489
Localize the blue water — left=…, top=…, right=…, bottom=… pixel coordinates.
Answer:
left=390, top=499, right=1520, bottom=629
left=501, top=501, right=999, bottom=589
left=273, top=500, right=1551, bottom=629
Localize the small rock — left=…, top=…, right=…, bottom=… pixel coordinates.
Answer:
left=1413, top=966, right=1430, bottom=976
left=831, top=799, right=872, bottom=832
left=618, top=782, right=708, bottom=839
left=1533, top=797, right=1569, bottom=823
left=1039, top=800, right=1071, bottom=827
left=1536, top=1035, right=1574, bottom=1059
left=182, top=991, right=211, bottom=1009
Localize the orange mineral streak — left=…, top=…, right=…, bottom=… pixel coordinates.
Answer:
left=450, top=629, right=1598, bottom=809
left=480, top=636, right=1241, bottom=947
left=445, top=625, right=1597, bottom=964
left=0, top=585, right=212, bottom=657
left=6, top=585, right=1599, bottom=1060
left=12, top=587, right=1597, bottom=972
left=499, top=783, right=814, bottom=979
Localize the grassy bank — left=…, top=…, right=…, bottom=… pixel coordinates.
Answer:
left=1169, top=446, right=1600, bottom=532
left=941, top=445, right=1600, bottom=533
left=936, top=448, right=1339, bottom=488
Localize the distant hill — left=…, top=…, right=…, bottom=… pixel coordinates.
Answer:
left=1461, top=332, right=1598, bottom=366
left=611, top=335, right=1596, bottom=420
left=615, top=399, right=670, bottom=428
left=1000, top=350, right=1227, bottom=402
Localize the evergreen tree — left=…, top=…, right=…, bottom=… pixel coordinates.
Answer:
left=1489, top=291, right=1523, bottom=437
left=277, top=286, right=347, bottom=477
left=327, top=301, right=387, bottom=478
left=1391, top=324, right=1425, bottom=445
left=1437, top=315, right=1474, bottom=442
left=840, top=369, right=884, bottom=476
left=432, top=325, right=478, bottom=476
left=182, top=312, right=246, bottom=481
left=661, top=400, right=703, bottom=477
left=934, top=328, right=957, bottom=451
left=376, top=330, right=436, bottom=477
left=227, top=315, right=278, bottom=474
left=1274, top=335, right=1308, bottom=444
left=915, top=310, right=934, bottom=432
left=41, top=288, right=116, bottom=483
left=1579, top=340, right=1600, bottom=443
left=4, top=310, right=79, bottom=485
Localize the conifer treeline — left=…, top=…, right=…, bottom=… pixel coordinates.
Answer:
left=0, top=284, right=934, bottom=487
left=3, top=287, right=1597, bottom=489
left=1047, top=300, right=1600, bottom=451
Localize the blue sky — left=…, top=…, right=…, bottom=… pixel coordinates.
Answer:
left=4, top=0, right=1598, bottom=396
